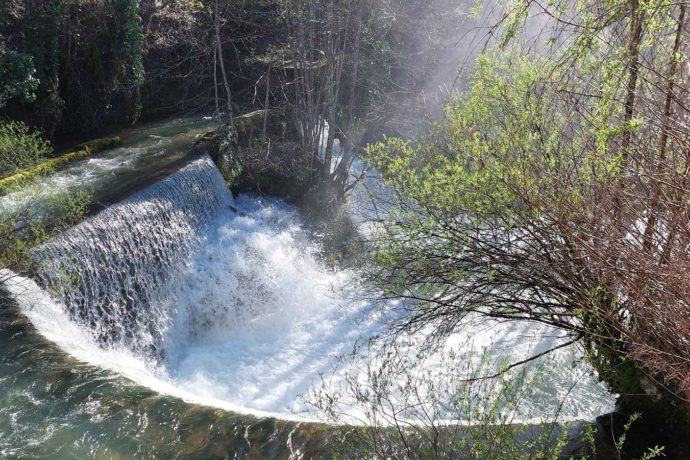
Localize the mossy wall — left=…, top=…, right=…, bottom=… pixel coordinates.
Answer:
left=195, top=110, right=313, bottom=201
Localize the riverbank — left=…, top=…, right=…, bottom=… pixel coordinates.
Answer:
left=0, top=136, right=121, bottom=195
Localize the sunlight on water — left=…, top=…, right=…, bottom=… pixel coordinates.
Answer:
left=0, top=117, right=216, bottom=220
left=3, top=155, right=614, bottom=424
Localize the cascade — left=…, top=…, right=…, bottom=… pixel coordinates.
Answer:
left=30, top=155, right=234, bottom=356
left=3, top=149, right=614, bottom=420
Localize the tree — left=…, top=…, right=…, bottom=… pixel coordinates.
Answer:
left=365, top=0, right=690, bottom=448
left=113, top=0, right=145, bottom=122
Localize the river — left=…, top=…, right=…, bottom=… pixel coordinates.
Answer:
left=0, top=117, right=614, bottom=458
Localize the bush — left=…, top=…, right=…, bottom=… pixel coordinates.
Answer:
left=0, top=189, right=91, bottom=278
left=0, top=121, right=51, bottom=178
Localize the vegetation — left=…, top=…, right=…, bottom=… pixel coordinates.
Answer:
left=0, top=121, right=51, bottom=178
left=312, top=344, right=571, bottom=458
left=0, top=189, right=90, bottom=283
left=0, top=135, right=120, bottom=194
left=2, top=0, right=689, bottom=456
left=364, top=0, right=690, bottom=454
left=0, top=0, right=460, bottom=140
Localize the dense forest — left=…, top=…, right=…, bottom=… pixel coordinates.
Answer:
left=0, top=0, right=463, bottom=145
left=2, top=0, right=690, bottom=458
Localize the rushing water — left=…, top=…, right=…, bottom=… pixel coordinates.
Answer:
left=0, top=117, right=217, bottom=221
left=30, top=156, right=234, bottom=357
left=0, top=119, right=615, bottom=458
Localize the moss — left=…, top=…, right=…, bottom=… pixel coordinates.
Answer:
left=0, top=136, right=120, bottom=194
left=194, top=109, right=303, bottom=193
left=192, top=129, right=241, bottom=186
left=233, top=109, right=297, bottom=145
left=75, top=136, right=120, bottom=153
left=197, top=109, right=299, bottom=153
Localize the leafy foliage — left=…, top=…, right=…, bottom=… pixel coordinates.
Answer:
left=0, top=121, right=51, bottom=178
left=313, top=347, right=558, bottom=458
left=0, top=189, right=91, bottom=277
left=0, top=50, right=38, bottom=107
left=365, top=1, right=690, bottom=451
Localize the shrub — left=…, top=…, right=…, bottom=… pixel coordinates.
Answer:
left=0, top=121, right=51, bottom=178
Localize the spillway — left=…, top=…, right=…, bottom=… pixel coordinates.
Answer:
left=2, top=145, right=614, bottom=445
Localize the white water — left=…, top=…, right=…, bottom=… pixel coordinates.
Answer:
left=0, top=117, right=215, bottom=220
left=31, top=155, right=234, bottom=356
left=4, top=155, right=614, bottom=422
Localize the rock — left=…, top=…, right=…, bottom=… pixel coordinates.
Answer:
left=0, top=135, right=120, bottom=194
left=592, top=410, right=690, bottom=459
left=194, top=109, right=315, bottom=202
left=557, top=421, right=596, bottom=459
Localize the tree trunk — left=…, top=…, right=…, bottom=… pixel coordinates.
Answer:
left=214, top=0, right=234, bottom=131
left=642, top=3, right=685, bottom=254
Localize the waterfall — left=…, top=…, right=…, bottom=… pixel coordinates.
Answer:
left=30, top=154, right=234, bottom=357
left=4, top=151, right=614, bottom=421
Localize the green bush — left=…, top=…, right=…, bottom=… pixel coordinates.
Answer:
left=0, top=121, right=51, bottom=178
left=0, top=50, right=38, bottom=107
left=0, top=189, right=91, bottom=274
